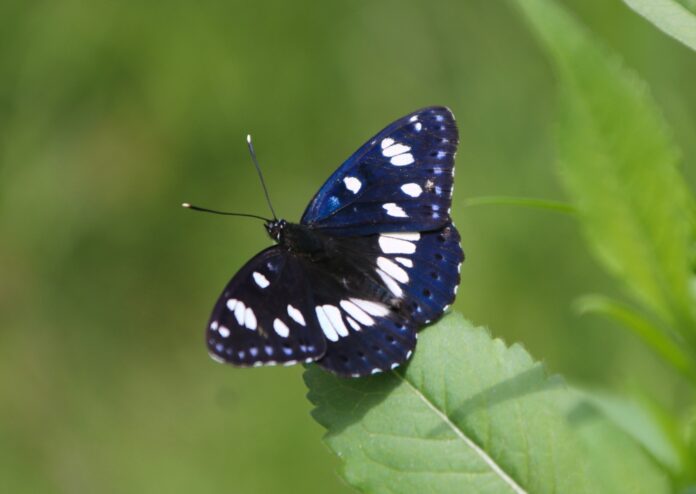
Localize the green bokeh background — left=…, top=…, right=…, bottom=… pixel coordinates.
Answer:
left=1, top=1, right=695, bottom=493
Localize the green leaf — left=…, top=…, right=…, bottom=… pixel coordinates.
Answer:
left=623, top=0, right=696, bottom=52
left=576, top=389, right=684, bottom=473
left=515, top=0, right=696, bottom=346
left=564, top=393, right=675, bottom=494
left=575, top=294, right=696, bottom=385
left=305, top=313, right=669, bottom=493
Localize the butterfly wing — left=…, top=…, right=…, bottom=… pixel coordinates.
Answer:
left=206, top=247, right=327, bottom=367
left=301, top=106, right=458, bottom=236
left=206, top=222, right=463, bottom=376
left=312, top=223, right=463, bottom=376
left=205, top=243, right=415, bottom=375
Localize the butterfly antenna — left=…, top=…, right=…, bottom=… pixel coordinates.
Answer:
left=246, top=134, right=278, bottom=220
left=181, top=203, right=271, bottom=222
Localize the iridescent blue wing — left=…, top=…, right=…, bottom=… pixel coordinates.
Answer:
left=314, top=224, right=463, bottom=376
left=301, top=106, right=458, bottom=236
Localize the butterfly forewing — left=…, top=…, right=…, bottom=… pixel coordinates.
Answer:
left=301, top=106, right=458, bottom=236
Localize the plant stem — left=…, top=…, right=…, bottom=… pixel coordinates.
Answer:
left=463, top=195, right=576, bottom=214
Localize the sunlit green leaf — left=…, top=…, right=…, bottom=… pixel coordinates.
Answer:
left=623, top=0, right=696, bottom=52
left=305, top=313, right=669, bottom=493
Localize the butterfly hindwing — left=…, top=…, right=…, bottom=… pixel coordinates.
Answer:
left=301, top=106, right=458, bottom=236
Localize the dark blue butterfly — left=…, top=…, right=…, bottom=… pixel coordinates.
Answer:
left=205, top=106, right=463, bottom=377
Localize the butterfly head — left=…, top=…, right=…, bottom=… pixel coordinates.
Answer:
left=265, top=219, right=287, bottom=243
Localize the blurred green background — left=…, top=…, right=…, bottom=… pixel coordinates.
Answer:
left=1, top=1, right=695, bottom=492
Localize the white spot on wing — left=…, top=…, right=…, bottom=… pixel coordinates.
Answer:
left=315, top=306, right=339, bottom=342
left=322, top=304, right=349, bottom=337
left=340, top=300, right=374, bottom=326
left=400, top=183, right=423, bottom=197
left=383, top=203, right=408, bottom=218
left=218, top=326, right=230, bottom=338
left=343, top=176, right=362, bottom=194
left=414, top=122, right=423, bottom=132
left=382, top=143, right=411, bottom=158
left=350, top=298, right=390, bottom=317
left=406, top=350, right=413, bottom=359
left=391, top=362, right=399, bottom=370
left=409, top=115, right=418, bottom=122
left=209, top=352, right=225, bottom=364
left=376, top=268, right=404, bottom=297
left=252, top=272, right=270, bottom=289
left=210, top=321, right=219, bottom=331
left=226, top=299, right=238, bottom=311
left=378, top=235, right=417, bottom=254
left=273, top=318, right=290, bottom=338
left=377, top=257, right=409, bottom=283
left=395, top=257, right=413, bottom=268
left=380, top=137, right=394, bottom=149
left=390, top=153, right=415, bottom=166
left=234, top=301, right=246, bottom=326
left=287, top=304, right=306, bottom=326
left=244, top=307, right=257, bottom=330
left=346, top=316, right=360, bottom=331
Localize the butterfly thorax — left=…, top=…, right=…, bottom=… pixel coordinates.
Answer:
left=265, top=219, right=326, bottom=255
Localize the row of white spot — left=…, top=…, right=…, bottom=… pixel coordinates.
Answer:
left=212, top=300, right=308, bottom=340
left=381, top=138, right=415, bottom=166
left=208, top=347, right=315, bottom=367
left=410, top=114, right=424, bottom=133
left=270, top=303, right=307, bottom=338
left=215, top=294, right=402, bottom=346
left=351, top=349, right=414, bottom=378
left=315, top=298, right=389, bottom=342
left=375, top=233, right=420, bottom=297
left=378, top=232, right=419, bottom=255
left=225, top=299, right=257, bottom=331
left=373, top=233, right=418, bottom=297
left=341, top=176, right=422, bottom=200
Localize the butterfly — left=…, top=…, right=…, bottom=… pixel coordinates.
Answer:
left=199, top=106, right=463, bottom=377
